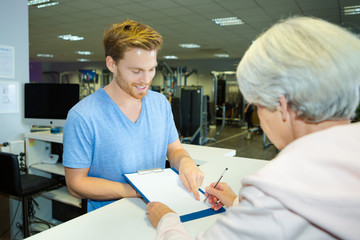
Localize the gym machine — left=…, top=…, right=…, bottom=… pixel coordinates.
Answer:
left=158, top=62, right=197, bottom=100
left=210, top=71, right=245, bottom=126
left=211, top=71, right=272, bottom=148
left=177, top=86, right=226, bottom=145
left=158, top=63, right=227, bottom=145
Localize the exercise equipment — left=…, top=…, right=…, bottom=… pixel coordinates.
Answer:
left=177, top=86, right=226, bottom=145
left=159, top=64, right=227, bottom=145
left=158, top=62, right=197, bottom=100
left=211, top=71, right=246, bottom=126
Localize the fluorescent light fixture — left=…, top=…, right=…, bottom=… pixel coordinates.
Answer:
left=344, top=5, right=360, bottom=15
left=58, top=34, right=84, bottom=41
left=76, top=51, right=93, bottom=55
left=212, top=17, right=244, bottom=26
left=37, top=53, right=53, bottom=58
left=37, top=1, right=59, bottom=8
left=179, top=43, right=200, bottom=48
left=214, top=54, right=229, bottom=58
left=164, top=55, right=178, bottom=59
left=28, top=0, right=50, bottom=6
left=77, top=58, right=90, bottom=62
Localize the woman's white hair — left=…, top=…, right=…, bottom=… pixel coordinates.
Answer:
left=237, top=16, right=360, bottom=122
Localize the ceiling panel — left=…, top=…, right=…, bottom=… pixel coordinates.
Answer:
left=60, top=0, right=105, bottom=10
left=219, top=0, right=259, bottom=9
left=172, top=0, right=213, bottom=6
left=255, top=0, right=297, bottom=6
left=140, top=0, right=181, bottom=9
left=27, top=0, right=360, bottom=62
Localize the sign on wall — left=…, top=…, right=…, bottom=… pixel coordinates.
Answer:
left=0, top=81, right=18, bottom=113
left=0, top=45, right=15, bottom=79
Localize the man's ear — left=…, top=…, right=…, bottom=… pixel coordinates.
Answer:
left=278, top=96, right=289, bottom=121
left=106, top=56, right=117, bottom=73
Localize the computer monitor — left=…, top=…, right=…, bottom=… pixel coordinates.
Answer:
left=24, top=83, right=80, bottom=127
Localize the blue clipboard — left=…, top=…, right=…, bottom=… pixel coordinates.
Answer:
left=124, top=168, right=225, bottom=222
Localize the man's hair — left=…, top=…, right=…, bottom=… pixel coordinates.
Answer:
left=103, top=19, right=163, bottom=62
left=237, top=16, right=360, bottom=122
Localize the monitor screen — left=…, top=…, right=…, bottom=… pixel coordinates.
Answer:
left=24, top=83, right=80, bottom=127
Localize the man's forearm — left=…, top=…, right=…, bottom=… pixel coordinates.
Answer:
left=66, top=176, right=137, bottom=200
left=168, top=148, right=196, bottom=170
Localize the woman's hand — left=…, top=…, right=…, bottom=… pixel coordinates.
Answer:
left=205, top=182, right=237, bottom=211
left=146, top=202, right=175, bottom=228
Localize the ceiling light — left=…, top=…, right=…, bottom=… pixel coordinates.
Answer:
left=164, top=55, right=178, bottom=59
left=343, top=5, right=360, bottom=15
left=76, top=51, right=93, bottom=55
left=212, top=17, right=244, bottom=26
left=58, top=34, right=84, bottom=41
left=214, top=54, right=229, bottom=58
left=28, top=0, right=50, bottom=6
left=37, top=1, right=59, bottom=8
left=37, top=54, right=53, bottom=58
left=77, top=58, right=90, bottom=62
left=179, top=43, right=200, bottom=48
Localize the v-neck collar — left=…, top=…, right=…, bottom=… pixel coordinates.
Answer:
left=101, top=88, right=146, bottom=125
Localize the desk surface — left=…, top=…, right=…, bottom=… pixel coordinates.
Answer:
left=25, top=131, right=63, bottom=143
left=31, top=163, right=65, bottom=176
left=26, top=156, right=268, bottom=240
left=182, top=143, right=236, bottom=165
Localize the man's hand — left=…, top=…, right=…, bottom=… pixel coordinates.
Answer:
left=146, top=202, right=175, bottom=228
left=166, top=139, right=204, bottom=200
left=205, top=182, right=237, bottom=211
left=179, top=159, right=204, bottom=201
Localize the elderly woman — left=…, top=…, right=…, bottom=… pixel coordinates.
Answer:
left=146, top=16, right=360, bottom=239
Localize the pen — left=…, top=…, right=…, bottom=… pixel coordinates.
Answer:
left=203, top=167, right=228, bottom=203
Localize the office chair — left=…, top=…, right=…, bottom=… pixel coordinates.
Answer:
left=0, top=152, right=61, bottom=238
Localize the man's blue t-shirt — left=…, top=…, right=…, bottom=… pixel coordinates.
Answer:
left=62, top=89, right=179, bottom=212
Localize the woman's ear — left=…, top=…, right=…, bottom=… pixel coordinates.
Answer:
left=278, top=96, right=289, bottom=121
left=106, top=56, right=117, bottom=73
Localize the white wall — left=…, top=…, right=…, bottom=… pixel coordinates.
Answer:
left=0, top=0, right=30, bottom=143
left=1, top=1, right=30, bottom=239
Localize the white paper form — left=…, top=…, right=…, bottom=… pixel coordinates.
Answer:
left=124, top=168, right=225, bottom=221
left=0, top=45, right=15, bottom=79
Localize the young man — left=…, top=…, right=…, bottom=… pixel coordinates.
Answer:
left=146, top=16, right=360, bottom=239
left=63, top=20, right=203, bottom=212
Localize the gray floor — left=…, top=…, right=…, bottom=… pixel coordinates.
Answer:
left=204, top=124, right=279, bottom=161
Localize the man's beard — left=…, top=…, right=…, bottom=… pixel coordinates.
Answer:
left=116, top=70, right=150, bottom=99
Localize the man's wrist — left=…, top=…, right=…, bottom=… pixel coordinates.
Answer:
left=179, top=156, right=195, bottom=169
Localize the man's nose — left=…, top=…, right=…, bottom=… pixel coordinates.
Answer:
left=141, top=71, right=152, bottom=84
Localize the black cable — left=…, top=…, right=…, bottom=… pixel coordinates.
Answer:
left=28, top=197, right=53, bottom=235
left=0, top=199, right=20, bottom=238
left=15, top=222, right=23, bottom=238
left=0, top=197, right=49, bottom=238
left=4, top=196, right=58, bottom=238
left=28, top=197, right=36, bottom=220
